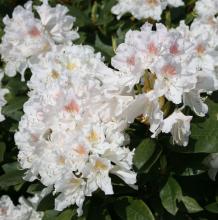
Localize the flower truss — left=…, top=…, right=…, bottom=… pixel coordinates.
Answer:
left=0, top=69, right=8, bottom=122
left=1, top=0, right=218, bottom=218
left=111, top=0, right=184, bottom=21
left=15, top=45, right=136, bottom=215
left=194, top=0, right=218, bottom=18
left=0, top=195, right=43, bottom=220
left=0, top=0, right=79, bottom=80
left=112, top=18, right=218, bottom=146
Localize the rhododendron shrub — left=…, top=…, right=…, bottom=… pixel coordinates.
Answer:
left=0, top=0, right=218, bottom=219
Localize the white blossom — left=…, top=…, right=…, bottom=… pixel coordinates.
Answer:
left=0, top=195, right=43, bottom=220
left=0, top=69, right=9, bottom=122
left=167, top=0, right=184, bottom=7
left=111, top=0, right=184, bottom=21
left=122, top=91, right=163, bottom=133
left=153, top=110, right=192, bottom=147
left=194, top=0, right=218, bottom=18
left=0, top=1, right=79, bottom=80
left=111, top=19, right=218, bottom=146
left=15, top=45, right=136, bottom=216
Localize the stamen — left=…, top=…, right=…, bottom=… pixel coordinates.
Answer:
left=66, top=63, right=76, bottom=71
left=51, top=70, right=60, bottom=79
left=196, top=43, right=205, bottom=55
left=87, top=130, right=99, bottom=143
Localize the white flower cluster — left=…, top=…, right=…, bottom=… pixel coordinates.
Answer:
left=192, top=0, right=218, bottom=51
left=0, top=195, right=43, bottom=220
left=0, top=0, right=79, bottom=80
left=195, top=0, right=218, bottom=18
left=111, top=0, right=184, bottom=21
left=112, top=18, right=218, bottom=146
left=3, top=0, right=218, bottom=215
left=0, top=69, right=8, bottom=122
left=15, top=45, right=136, bottom=215
left=2, top=0, right=136, bottom=216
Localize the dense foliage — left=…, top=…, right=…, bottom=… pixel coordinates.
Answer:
left=0, top=0, right=218, bottom=219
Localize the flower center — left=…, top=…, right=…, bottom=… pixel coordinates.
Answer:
left=87, top=130, right=99, bottom=143
left=58, top=156, right=65, bottom=165
left=70, top=178, right=81, bottom=186
left=66, top=63, right=76, bottom=71
left=162, top=64, right=177, bottom=76
left=170, top=43, right=179, bottom=55
left=74, top=145, right=87, bottom=156
left=94, top=160, right=108, bottom=171
left=28, top=26, right=41, bottom=37
left=127, top=56, right=135, bottom=66
left=147, top=41, right=158, bottom=55
left=196, top=43, right=205, bottom=55
left=51, top=70, right=60, bottom=79
left=0, top=208, right=8, bottom=215
left=146, top=0, right=158, bottom=6
left=64, top=100, right=80, bottom=113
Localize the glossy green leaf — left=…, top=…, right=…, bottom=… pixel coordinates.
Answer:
left=133, top=139, right=156, bottom=170
left=205, top=202, right=218, bottom=214
left=0, top=169, right=24, bottom=189
left=0, top=162, right=25, bottom=190
left=37, top=193, right=55, bottom=211
left=55, top=209, right=75, bottom=220
left=0, top=142, right=6, bottom=162
left=2, top=162, right=20, bottom=173
left=42, top=210, right=59, bottom=220
left=160, top=177, right=182, bottom=215
left=114, top=197, right=155, bottom=220
left=190, top=98, right=218, bottom=153
left=2, top=96, right=27, bottom=121
left=181, top=196, right=203, bottom=213
left=95, top=34, right=114, bottom=61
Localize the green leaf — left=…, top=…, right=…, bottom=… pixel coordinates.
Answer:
left=0, top=170, right=25, bottom=189
left=2, top=96, right=27, bottom=121
left=14, top=183, right=24, bottom=191
left=68, top=6, right=90, bottom=27
left=190, top=97, right=218, bottom=153
left=95, top=34, right=114, bottom=61
left=6, top=77, right=28, bottom=95
left=42, top=210, right=59, bottom=220
left=37, top=193, right=55, bottom=211
left=27, top=183, right=45, bottom=195
left=165, top=10, right=171, bottom=28
left=133, top=139, right=156, bottom=169
left=0, top=142, right=6, bottom=162
left=181, top=196, right=203, bottom=213
left=0, top=162, right=25, bottom=190
left=2, top=162, right=20, bottom=173
left=114, top=197, right=155, bottom=220
left=97, top=0, right=115, bottom=26
left=160, top=177, right=182, bottom=215
left=55, top=209, right=75, bottom=220
left=205, top=202, right=218, bottom=214
left=185, top=12, right=196, bottom=24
